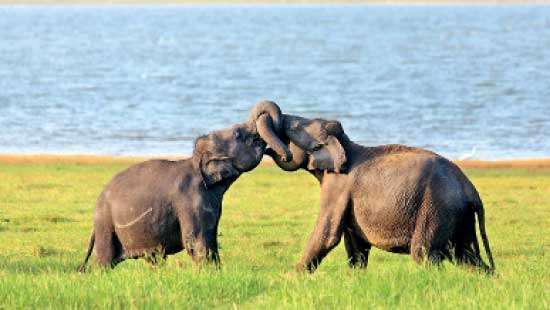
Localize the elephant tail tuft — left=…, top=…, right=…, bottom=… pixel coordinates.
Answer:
left=77, top=230, right=95, bottom=273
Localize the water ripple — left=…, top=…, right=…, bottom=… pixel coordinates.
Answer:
left=0, top=6, right=548, bottom=159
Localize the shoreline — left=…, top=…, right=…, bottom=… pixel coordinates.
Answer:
left=1, top=154, right=550, bottom=169
left=1, top=1, right=549, bottom=5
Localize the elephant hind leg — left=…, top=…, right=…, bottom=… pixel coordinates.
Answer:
left=94, top=226, right=124, bottom=269
left=93, top=196, right=125, bottom=269
left=410, top=198, right=455, bottom=266
left=454, top=210, right=488, bottom=270
left=94, top=227, right=114, bottom=268
left=343, top=229, right=371, bottom=269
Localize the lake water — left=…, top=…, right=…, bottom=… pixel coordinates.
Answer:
left=0, top=5, right=549, bottom=159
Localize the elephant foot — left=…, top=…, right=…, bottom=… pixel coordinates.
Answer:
left=294, top=263, right=307, bottom=273
left=295, top=262, right=316, bottom=273
left=76, top=264, right=88, bottom=273
left=348, top=261, right=368, bottom=270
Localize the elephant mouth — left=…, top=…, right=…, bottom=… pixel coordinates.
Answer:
left=233, top=151, right=263, bottom=173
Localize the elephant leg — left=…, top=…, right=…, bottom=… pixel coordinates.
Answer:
left=198, top=206, right=222, bottom=265
left=296, top=211, right=345, bottom=273
left=144, top=251, right=166, bottom=267
left=296, top=174, right=350, bottom=273
left=93, top=198, right=124, bottom=269
left=188, top=233, right=219, bottom=266
left=94, top=229, right=113, bottom=268
left=454, top=209, right=487, bottom=270
left=94, top=226, right=124, bottom=269
left=180, top=225, right=204, bottom=264
left=410, top=196, right=454, bottom=266
left=202, top=206, right=223, bottom=266
left=201, top=227, right=220, bottom=265
left=343, top=228, right=371, bottom=269
left=210, top=226, right=221, bottom=265
left=179, top=214, right=219, bottom=266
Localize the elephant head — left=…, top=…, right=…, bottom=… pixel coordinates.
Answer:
left=264, top=112, right=348, bottom=174
left=193, top=123, right=266, bottom=187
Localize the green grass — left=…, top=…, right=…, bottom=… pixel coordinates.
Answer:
left=0, top=161, right=548, bottom=308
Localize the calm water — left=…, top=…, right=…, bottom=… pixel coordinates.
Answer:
left=0, top=6, right=549, bottom=159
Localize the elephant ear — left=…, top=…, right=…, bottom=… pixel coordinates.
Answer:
left=194, top=135, right=240, bottom=187
left=307, top=135, right=347, bottom=173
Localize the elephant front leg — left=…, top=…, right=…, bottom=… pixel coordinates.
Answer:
left=296, top=176, right=350, bottom=273
left=202, top=227, right=221, bottom=265
left=179, top=212, right=220, bottom=267
left=181, top=231, right=219, bottom=266
left=343, top=229, right=371, bottom=269
left=296, top=211, right=346, bottom=273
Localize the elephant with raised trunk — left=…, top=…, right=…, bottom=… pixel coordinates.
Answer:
left=77, top=101, right=290, bottom=271
left=250, top=101, right=495, bottom=273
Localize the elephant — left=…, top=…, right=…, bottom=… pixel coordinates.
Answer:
left=77, top=101, right=290, bottom=271
left=252, top=102, right=495, bottom=273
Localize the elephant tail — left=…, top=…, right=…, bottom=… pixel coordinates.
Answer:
left=77, top=230, right=95, bottom=273
left=475, top=203, right=495, bottom=272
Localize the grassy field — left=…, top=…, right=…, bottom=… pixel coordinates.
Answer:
left=0, top=157, right=548, bottom=308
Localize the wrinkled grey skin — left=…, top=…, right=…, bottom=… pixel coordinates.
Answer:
left=77, top=101, right=290, bottom=271
left=258, top=105, right=495, bottom=274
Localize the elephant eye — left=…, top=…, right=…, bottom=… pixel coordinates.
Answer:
left=311, top=143, right=324, bottom=151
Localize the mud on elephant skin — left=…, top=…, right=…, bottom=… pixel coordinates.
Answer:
left=77, top=101, right=290, bottom=271
left=255, top=102, right=495, bottom=274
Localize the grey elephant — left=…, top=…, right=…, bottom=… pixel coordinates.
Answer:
left=254, top=101, right=495, bottom=273
left=77, top=101, right=290, bottom=271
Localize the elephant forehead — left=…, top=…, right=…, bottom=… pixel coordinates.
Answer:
left=298, top=119, right=327, bottom=137
left=207, top=130, right=238, bottom=150
left=307, top=121, right=327, bottom=137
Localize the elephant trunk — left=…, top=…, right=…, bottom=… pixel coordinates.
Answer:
left=270, top=142, right=306, bottom=171
left=249, top=100, right=292, bottom=162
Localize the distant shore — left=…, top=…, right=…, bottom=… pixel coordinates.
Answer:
left=1, top=154, right=550, bottom=169
left=1, top=0, right=549, bottom=5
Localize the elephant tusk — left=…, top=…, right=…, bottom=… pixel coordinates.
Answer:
left=114, top=208, right=153, bottom=229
